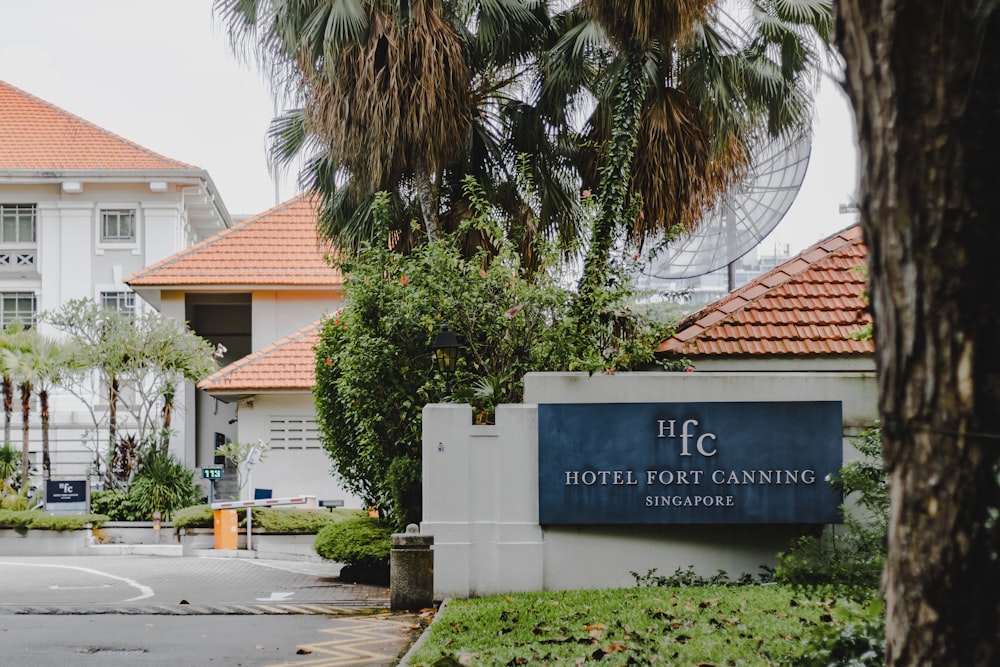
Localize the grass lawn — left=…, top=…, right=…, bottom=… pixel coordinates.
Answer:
left=405, top=586, right=850, bottom=666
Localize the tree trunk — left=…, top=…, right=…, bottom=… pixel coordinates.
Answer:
left=161, top=383, right=174, bottom=456
left=108, top=376, right=118, bottom=456
left=836, top=3, right=1000, bottom=665
left=40, top=389, right=50, bottom=482
left=3, top=375, right=11, bottom=446
left=414, top=158, right=440, bottom=242
left=19, top=383, right=30, bottom=485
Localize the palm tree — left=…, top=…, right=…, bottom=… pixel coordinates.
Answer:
left=20, top=335, right=77, bottom=482
left=0, top=323, right=29, bottom=449
left=216, top=0, right=584, bottom=268
left=557, top=0, right=834, bottom=308
left=0, top=443, right=18, bottom=493
left=1, top=341, right=34, bottom=485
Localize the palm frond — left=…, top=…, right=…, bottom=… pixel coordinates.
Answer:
left=581, top=0, right=713, bottom=48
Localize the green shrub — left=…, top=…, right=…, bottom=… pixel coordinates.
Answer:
left=0, top=509, right=108, bottom=533
left=789, top=597, right=885, bottom=667
left=91, top=489, right=144, bottom=521
left=172, top=505, right=364, bottom=533
left=172, top=504, right=215, bottom=531
left=0, top=443, right=19, bottom=489
left=127, top=452, right=201, bottom=520
left=385, top=456, right=421, bottom=531
left=251, top=507, right=362, bottom=533
left=632, top=565, right=772, bottom=587
left=0, top=489, right=30, bottom=511
left=314, top=210, right=665, bottom=531
left=314, top=515, right=392, bottom=567
left=775, top=425, right=886, bottom=600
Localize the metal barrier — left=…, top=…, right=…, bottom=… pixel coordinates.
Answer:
left=210, top=496, right=317, bottom=550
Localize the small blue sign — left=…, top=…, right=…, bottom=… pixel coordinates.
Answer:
left=538, top=402, right=843, bottom=525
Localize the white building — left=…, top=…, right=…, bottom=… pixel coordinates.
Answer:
left=127, top=194, right=360, bottom=505
left=0, top=80, right=230, bottom=481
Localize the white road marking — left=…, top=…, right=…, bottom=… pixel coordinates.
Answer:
left=255, top=591, right=294, bottom=602
left=0, top=561, right=155, bottom=601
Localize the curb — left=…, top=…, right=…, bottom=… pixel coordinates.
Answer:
left=397, top=597, right=450, bottom=666
left=85, top=543, right=184, bottom=557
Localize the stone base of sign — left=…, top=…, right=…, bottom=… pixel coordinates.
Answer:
left=422, top=371, right=878, bottom=598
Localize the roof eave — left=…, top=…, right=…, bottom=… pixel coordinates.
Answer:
left=0, top=167, right=232, bottom=231
left=126, top=282, right=343, bottom=291
left=199, top=388, right=312, bottom=402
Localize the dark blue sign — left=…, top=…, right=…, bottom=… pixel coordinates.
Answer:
left=538, top=402, right=843, bottom=525
left=45, top=479, right=87, bottom=503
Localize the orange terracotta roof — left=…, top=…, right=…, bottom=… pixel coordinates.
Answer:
left=0, top=79, right=196, bottom=171
left=127, top=194, right=343, bottom=287
left=657, top=225, right=873, bottom=358
left=199, top=319, right=324, bottom=394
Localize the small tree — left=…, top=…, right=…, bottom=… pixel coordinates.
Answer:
left=315, top=186, right=666, bottom=529
left=45, top=299, right=217, bottom=483
left=214, top=440, right=268, bottom=497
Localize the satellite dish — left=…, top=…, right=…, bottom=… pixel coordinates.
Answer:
left=646, top=129, right=811, bottom=280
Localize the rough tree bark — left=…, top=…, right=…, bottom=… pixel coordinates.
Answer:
left=836, top=2, right=1000, bottom=665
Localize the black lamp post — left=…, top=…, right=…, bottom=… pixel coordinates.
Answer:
left=431, top=323, right=459, bottom=397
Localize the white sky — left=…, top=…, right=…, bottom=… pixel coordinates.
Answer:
left=0, top=0, right=859, bottom=255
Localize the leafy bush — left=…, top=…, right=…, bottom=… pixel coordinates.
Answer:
left=790, top=597, right=886, bottom=667
left=250, top=507, right=362, bottom=533
left=172, top=505, right=364, bottom=533
left=0, top=509, right=108, bottom=533
left=0, top=443, right=19, bottom=489
left=314, top=515, right=392, bottom=568
left=91, top=489, right=144, bottom=521
left=315, top=200, right=665, bottom=530
left=632, top=565, right=772, bottom=588
left=1, top=489, right=30, bottom=511
left=127, top=452, right=201, bottom=521
left=172, top=504, right=214, bottom=531
left=775, top=425, right=887, bottom=600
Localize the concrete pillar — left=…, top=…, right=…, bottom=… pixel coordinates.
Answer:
left=390, top=524, right=434, bottom=610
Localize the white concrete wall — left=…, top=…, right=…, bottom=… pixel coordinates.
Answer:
left=231, top=392, right=364, bottom=508
left=422, top=371, right=878, bottom=597
left=2, top=182, right=222, bottom=483
left=251, top=291, right=341, bottom=350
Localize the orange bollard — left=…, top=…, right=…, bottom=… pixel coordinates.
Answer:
left=213, top=509, right=238, bottom=550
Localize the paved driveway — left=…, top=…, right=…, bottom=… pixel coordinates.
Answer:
left=0, top=556, right=420, bottom=666
left=0, top=555, right=388, bottom=613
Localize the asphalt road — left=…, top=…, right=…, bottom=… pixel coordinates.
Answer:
left=0, top=556, right=418, bottom=667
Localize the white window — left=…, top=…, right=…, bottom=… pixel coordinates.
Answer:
left=0, top=292, right=36, bottom=328
left=269, top=417, right=321, bottom=450
left=0, top=204, right=36, bottom=244
left=100, top=291, right=136, bottom=315
left=100, top=209, right=136, bottom=242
